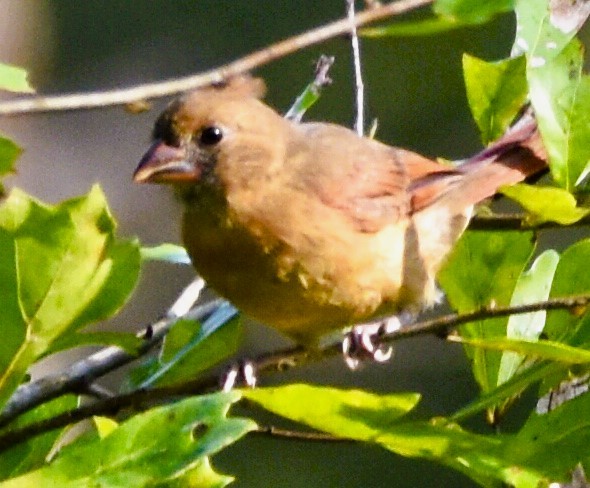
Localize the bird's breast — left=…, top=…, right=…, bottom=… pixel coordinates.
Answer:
left=181, top=189, right=432, bottom=345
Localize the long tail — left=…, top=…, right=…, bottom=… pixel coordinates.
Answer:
left=411, top=111, right=547, bottom=215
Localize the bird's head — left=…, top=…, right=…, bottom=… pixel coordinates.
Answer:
left=133, top=75, right=287, bottom=194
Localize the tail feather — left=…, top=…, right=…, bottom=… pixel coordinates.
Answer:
left=411, top=113, right=547, bottom=215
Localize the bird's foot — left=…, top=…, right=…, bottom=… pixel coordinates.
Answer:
left=220, top=360, right=257, bottom=391
left=342, top=315, right=408, bottom=370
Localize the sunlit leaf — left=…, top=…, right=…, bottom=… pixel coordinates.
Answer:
left=463, top=54, right=527, bottom=144
left=0, top=136, right=21, bottom=181
left=1, top=392, right=255, bottom=488
left=515, top=0, right=590, bottom=188
left=497, top=250, right=559, bottom=385
left=245, top=384, right=551, bottom=486
left=0, top=186, right=140, bottom=409
left=245, top=384, right=420, bottom=440
left=0, top=63, right=34, bottom=93
left=501, top=184, right=590, bottom=225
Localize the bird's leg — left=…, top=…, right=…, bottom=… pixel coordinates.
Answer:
left=220, top=359, right=257, bottom=391
left=342, top=312, right=414, bottom=369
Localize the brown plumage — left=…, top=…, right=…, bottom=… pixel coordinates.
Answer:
left=134, top=76, right=547, bottom=346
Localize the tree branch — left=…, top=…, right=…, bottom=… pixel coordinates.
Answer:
left=0, top=279, right=215, bottom=429
left=1, top=294, right=589, bottom=454
left=0, top=0, right=433, bottom=116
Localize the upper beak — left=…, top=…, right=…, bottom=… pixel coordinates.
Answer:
left=133, top=140, right=199, bottom=183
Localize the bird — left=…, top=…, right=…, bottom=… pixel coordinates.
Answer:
left=134, top=75, right=547, bottom=352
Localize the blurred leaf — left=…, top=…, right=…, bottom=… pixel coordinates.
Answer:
left=0, top=392, right=255, bottom=488
left=501, top=184, right=590, bottom=225
left=0, top=136, right=21, bottom=180
left=438, top=231, right=535, bottom=393
left=0, top=63, right=34, bottom=93
left=361, top=17, right=463, bottom=38
left=434, top=0, right=514, bottom=24
left=362, top=0, right=513, bottom=38
left=135, top=302, right=241, bottom=388
left=515, top=0, right=590, bottom=188
left=508, top=386, right=590, bottom=481
left=454, top=336, right=590, bottom=364
left=140, top=243, right=191, bottom=265
left=497, top=250, right=559, bottom=385
left=47, top=332, right=142, bottom=357
left=0, top=395, right=77, bottom=481
left=545, top=239, right=590, bottom=340
left=92, top=417, right=119, bottom=439
left=451, top=362, right=560, bottom=421
left=463, top=54, right=527, bottom=144
left=0, top=186, right=140, bottom=409
left=244, top=385, right=421, bottom=438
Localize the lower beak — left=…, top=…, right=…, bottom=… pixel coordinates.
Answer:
left=133, top=140, right=199, bottom=183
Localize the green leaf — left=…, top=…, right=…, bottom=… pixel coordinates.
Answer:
left=514, top=0, right=584, bottom=63
left=362, top=0, right=514, bottom=38
left=0, top=136, right=21, bottom=181
left=134, top=302, right=241, bottom=388
left=1, top=392, right=255, bottom=488
left=244, top=384, right=421, bottom=439
left=497, top=250, right=559, bottom=385
left=93, top=416, right=119, bottom=439
left=0, top=395, right=78, bottom=481
left=140, top=243, right=191, bottom=265
left=0, top=63, right=34, bottom=93
left=245, top=385, right=550, bottom=486
left=463, top=54, right=528, bottom=144
left=438, top=231, right=535, bottom=393
left=515, top=0, right=590, bottom=188
left=545, top=239, right=590, bottom=340
left=0, top=186, right=140, bottom=409
left=361, top=17, right=463, bottom=38
left=46, top=331, right=142, bottom=356
left=451, top=362, right=561, bottom=421
left=434, top=0, right=514, bottom=24
left=508, top=386, right=590, bottom=482
left=454, top=337, right=590, bottom=364
left=501, top=184, right=590, bottom=225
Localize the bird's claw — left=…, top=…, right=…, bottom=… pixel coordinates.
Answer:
left=342, top=316, right=405, bottom=369
left=221, top=360, right=257, bottom=391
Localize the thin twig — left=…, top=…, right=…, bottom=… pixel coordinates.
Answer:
left=347, top=0, right=365, bottom=135
left=0, top=0, right=433, bottom=116
left=0, top=278, right=212, bottom=429
left=1, top=294, right=589, bottom=453
left=254, top=425, right=352, bottom=443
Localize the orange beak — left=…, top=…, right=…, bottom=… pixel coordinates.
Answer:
left=133, top=140, right=199, bottom=183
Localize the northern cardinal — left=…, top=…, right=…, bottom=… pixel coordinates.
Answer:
left=134, top=76, right=546, bottom=348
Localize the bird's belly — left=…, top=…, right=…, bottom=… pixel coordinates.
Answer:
left=181, top=208, right=420, bottom=345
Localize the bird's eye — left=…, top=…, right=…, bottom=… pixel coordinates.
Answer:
left=199, top=126, right=223, bottom=146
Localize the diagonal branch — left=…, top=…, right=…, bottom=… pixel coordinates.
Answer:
left=1, top=293, right=589, bottom=454
left=0, top=279, right=215, bottom=429
left=0, top=0, right=433, bottom=116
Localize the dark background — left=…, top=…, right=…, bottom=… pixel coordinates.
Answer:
left=0, top=2, right=547, bottom=486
